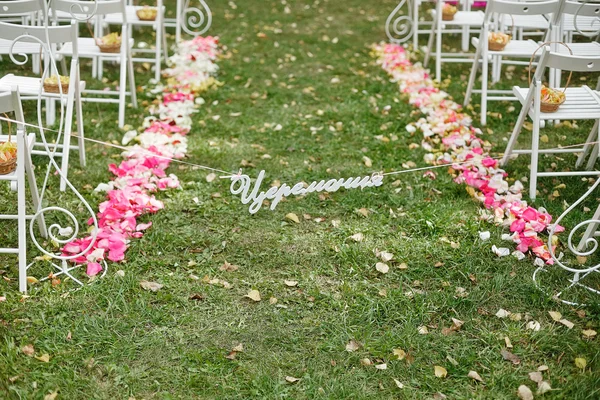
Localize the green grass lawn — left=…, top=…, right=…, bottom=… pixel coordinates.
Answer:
left=1, top=0, right=600, bottom=398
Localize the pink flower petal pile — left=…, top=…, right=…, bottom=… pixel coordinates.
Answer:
left=371, top=43, right=563, bottom=265
left=62, top=36, right=221, bottom=276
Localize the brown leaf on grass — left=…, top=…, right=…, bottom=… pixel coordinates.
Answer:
left=225, top=351, right=238, bottom=360
left=220, top=261, right=239, bottom=272
left=517, top=385, right=534, bottom=400
left=345, top=339, right=361, bottom=352
left=140, top=281, right=163, bottom=292
left=468, top=370, right=484, bottom=383
left=501, top=349, right=521, bottom=365
left=21, top=344, right=35, bottom=356
left=245, top=290, right=261, bottom=302
left=434, top=365, right=447, bottom=378
left=189, top=293, right=205, bottom=301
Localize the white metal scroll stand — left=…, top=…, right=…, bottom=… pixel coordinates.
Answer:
left=385, top=0, right=414, bottom=45
left=534, top=178, right=600, bottom=306
left=4, top=0, right=107, bottom=293
left=162, top=0, right=212, bottom=43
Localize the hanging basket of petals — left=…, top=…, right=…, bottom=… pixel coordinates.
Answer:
left=488, top=15, right=513, bottom=51
left=43, top=75, right=70, bottom=94
left=529, top=42, right=572, bottom=113
left=0, top=116, right=17, bottom=175
left=442, top=3, right=458, bottom=21
left=136, top=6, right=157, bottom=21
left=87, top=22, right=121, bottom=53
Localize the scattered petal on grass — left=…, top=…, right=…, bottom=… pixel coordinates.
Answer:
left=505, top=336, right=513, bottom=348
left=479, top=231, right=490, bottom=241
left=140, top=281, right=163, bottom=292
left=538, top=365, right=549, bottom=372
left=44, top=390, right=58, bottom=400
left=434, top=365, right=447, bottom=378
left=501, top=349, right=521, bottom=365
left=575, top=357, right=587, bottom=369
left=285, top=213, right=300, bottom=223
left=517, top=385, right=534, bottom=400
left=206, top=173, right=217, bottom=182
left=537, top=381, right=552, bottom=395
left=232, top=343, right=244, bottom=352
left=115, top=270, right=125, bottom=277
left=349, top=233, right=364, bottom=242
left=21, top=344, right=35, bottom=356
left=378, top=251, right=394, bottom=262
left=245, top=290, right=261, bottom=302
left=360, top=358, right=372, bottom=366
left=548, top=311, right=562, bottom=321
left=559, top=319, right=574, bottom=329
left=492, top=245, right=510, bottom=257
left=269, top=297, right=278, bottom=305
left=393, top=379, right=404, bottom=389
left=582, top=329, right=597, bottom=339
left=356, top=208, right=370, bottom=217
left=35, top=354, right=50, bottom=363
left=284, top=280, right=298, bottom=287
left=528, top=371, right=543, bottom=383
left=345, top=339, right=361, bottom=352
left=418, top=326, right=429, bottom=334
left=220, top=262, right=239, bottom=272
left=446, top=355, right=458, bottom=366
left=285, top=376, right=301, bottom=384
left=468, top=370, right=484, bottom=383
left=375, top=262, right=389, bottom=274
left=375, top=363, right=387, bottom=370
left=496, top=308, right=511, bottom=318
left=526, top=321, right=541, bottom=331
left=363, top=156, right=372, bottom=167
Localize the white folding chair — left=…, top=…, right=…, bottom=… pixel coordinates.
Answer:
left=424, top=0, right=486, bottom=81
left=464, top=0, right=560, bottom=126
left=0, top=0, right=45, bottom=73
left=0, top=21, right=87, bottom=192
left=104, top=0, right=167, bottom=81
left=500, top=47, right=600, bottom=199
left=0, top=88, right=47, bottom=293
left=52, top=0, right=137, bottom=128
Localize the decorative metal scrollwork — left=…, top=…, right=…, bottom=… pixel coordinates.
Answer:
left=385, top=0, right=414, bottom=44
left=534, top=178, right=600, bottom=305
left=573, top=0, right=600, bottom=38
left=178, top=0, right=212, bottom=40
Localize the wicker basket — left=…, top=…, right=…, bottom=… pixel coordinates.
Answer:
left=442, top=11, right=456, bottom=21
left=136, top=7, right=157, bottom=21
left=43, top=82, right=70, bottom=94
left=528, top=42, right=573, bottom=114
left=488, top=33, right=511, bottom=51
left=96, top=40, right=121, bottom=53
left=0, top=124, right=16, bottom=175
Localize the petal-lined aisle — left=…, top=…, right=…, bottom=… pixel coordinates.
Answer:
left=371, top=43, right=563, bottom=265
left=62, top=37, right=221, bottom=275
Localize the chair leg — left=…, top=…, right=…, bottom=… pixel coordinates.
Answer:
left=412, top=0, right=419, bottom=49
left=155, top=18, right=162, bottom=82
left=501, top=107, right=529, bottom=166
left=162, top=24, right=169, bottom=63
left=17, top=131, right=27, bottom=293
left=424, top=17, right=436, bottom=67
left=25, top=141, right=47, bottom=238
left=529, top=90, right=542, bottom=200
left=480, top=49, right=488, bottom=126
left=586, top=120, right=600, bottom=171
left=118, top=53, right=128, bottom=128
left=576, top=119, right=598, bottom=168
left=435, top=19, right=442, bottom=81
left=76, top=82, right=86, bottom=168
left=464, top=42, right=482, bottom=107
left=59, top=87, right=76, bottom=192
left=127, top=52, right=138, bottom=109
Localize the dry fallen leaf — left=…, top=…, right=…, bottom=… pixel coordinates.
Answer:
left=575, top=357, right=587, bottom=369
left=285, top=213, right=300, bottom=223
left=232, top=343, right=244, bottom=352
left=356, top=208, right=370, bottom=217
left=285, top=376, right=300, bottom=384
left=548, top=311, right=562, bottom=321
left=393, top=348, right=406, bottom=360
left=345, top=339, right=361, bottom=352
left=517, top=385, right=534, bottom=400
left=245, top=290, right=261, bottom=302
left=220, top=261, right=239, bottom=272
left=21, top=344, right=35, bottom=356
left=140, top=281, right=163, bottom=292
left=434, top=365, right=447, bottom=378
left=501, top=349, right=521, bottom=365
left=468, top=370, right=484, bottom=383
left=349, top=233, right=364, bottom=242
left=582, top=329, right=597, bottom=339
left=375, top=262, right=389, bottom=274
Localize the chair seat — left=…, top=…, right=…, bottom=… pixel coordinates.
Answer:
left=0, top=132, right=36, bottom=181
left=430, top=10, right=486, bottom=26
left=104, top=6, right=165, bottom=26
left=548, top=42, right=600, bottom=57
left=58, top=37, right=135, bottom=58
left=472, top=37, right=540, bottom=56
left=514, top=85, right=600, bottom=120
left=0, top=74, right=86, bottom=97
left=503, top=14, right=549, bottom=30
left=0, top=38, right=43, bottom=55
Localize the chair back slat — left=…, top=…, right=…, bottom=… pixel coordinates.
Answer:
left=0, top=0, right=44, bottom=16
left=486, top=0, right=560, bottom=17
left=538, top=46, right=600, bottom=73
left=51, top=0, right=125, bottom=17
left=0, top=21, right=77, bottom=45
left=563, top=0, right=600, bottom=18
